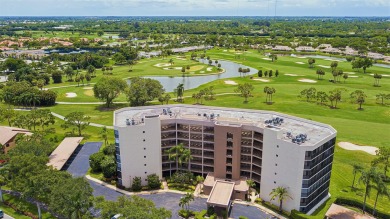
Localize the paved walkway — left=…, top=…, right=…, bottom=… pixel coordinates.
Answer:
left=50, top=112, right=114, bottom=129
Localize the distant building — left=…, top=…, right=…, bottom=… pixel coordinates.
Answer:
left=0, top=126, right=32, bottom=154
left=272, top=45, right=293, bottom=51
left=114, top=105, right=337, bottom=214
left=295, top=46, right=316, bottom=52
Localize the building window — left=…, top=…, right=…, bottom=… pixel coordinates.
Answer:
left=274, top=181, right=276, bottom=184
left=144, top=156, right=146, bottom=158
left=275, top=173, right=277, bottom=175
left=275, top=163, right=278, bottom=166
left=143, top=131, right=145, bottom=133
left=276, top=154, right=278, bottom=157
left=144, top=164, right=147, bottom=166
left=143, top=139, right=146, bottom=142
left=145, top=179, right=148, bottom=181
left=145, top=172, right=147, bottom=174
left=227, top=132, right=233, bottom=139
left=144, top=148, right=146, bottom=150
left=277, top=145, right=279, bottom=148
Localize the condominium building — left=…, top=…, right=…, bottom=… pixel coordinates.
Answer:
left=114, top=105, right=336, bottom=214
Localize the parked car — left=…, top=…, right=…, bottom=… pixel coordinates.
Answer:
left=0, top=209, right=4, bottom=219
left=111, top=214, right=121, bottom=219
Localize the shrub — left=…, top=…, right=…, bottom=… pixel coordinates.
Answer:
left=147, top=173, right=161, bottom=189
left=131, top=176, right=142, bottom=192
left=89, top=152, right=105, bottom=172
left=101, top=156, right=116, bottom=178
left=103, top=144, right=116, bottom=156
left=239, top=216, right=249, bottom=219
left=178, top=209, right=195, bottom=219
left=51, top=70, right=63, bottom=83
left=207, top=206, right=215, bottom=216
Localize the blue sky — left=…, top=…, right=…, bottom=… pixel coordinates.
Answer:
left=0, top=0, right=389, bottom=16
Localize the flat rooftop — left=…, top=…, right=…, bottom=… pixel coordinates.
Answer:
left=114, top=105, right=336, bottom=146
left=0, top=126, right=32, bottom=145
left=47, top=137, right=83, bottom=170
left=207, top=180, right=235, bottom=208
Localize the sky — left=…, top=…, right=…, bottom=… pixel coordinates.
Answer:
left=0, top=0, right=389, bottom=17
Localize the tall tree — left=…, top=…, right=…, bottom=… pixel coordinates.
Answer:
left=234, top=83, right=254, bottom=103
left=175, top=83, right=185, bottom=103
left=50, top=177, right=93, bottom=219
left=269, top=186, right=292, bottom=212
left=359, top=167, right=378, bottom=213
left=264, top=86, right=276, bottom=104
left=62, top=111, right=90, bottom=136
left=373, top=74, right=382, bottom=87
left=371, top=173, right=390, bottom=216
left=94, top=195, right=172, bottom=219
left=93, top=77, right=127, bottom=108
left=350, top=90, right=367, bottom=110
left=125, top=77, right=165, bottom=106
left=308, top=58, right=315, bottom=68
left=351, top=163, right=364, bottom=188
left=372, top=147, right=390, bottom=178
left=167, top=143, right=192, bottom=172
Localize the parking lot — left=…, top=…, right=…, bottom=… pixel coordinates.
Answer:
left=66, top=142, right=272, bottom=219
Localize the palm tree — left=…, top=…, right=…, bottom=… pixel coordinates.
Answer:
left=179, top=192, right=195, bottom=211
left=359, top=167, right=378, bottom=213
left=100, top=126, right=109, bottom=146
left=167, top=143, right=192, bottom=172
left=169, top=58, right=174, bottom=66
left=175, top=83, right=185, bottom=103
left=371, top=173, right=390, bottom=216
left=269, top=186, right=292, bottom=212
left=264, top=86, right=276, bottom=104
left=351, top=163, right=364, bottom=188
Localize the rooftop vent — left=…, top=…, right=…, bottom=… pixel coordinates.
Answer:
left=291, top=133, right=308, bottom=145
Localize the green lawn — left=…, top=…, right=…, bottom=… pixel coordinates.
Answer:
left=0, top=194, right=56, bottom=219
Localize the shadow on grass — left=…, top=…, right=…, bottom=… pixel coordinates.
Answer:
left=94, top=103, right=129, bottom=112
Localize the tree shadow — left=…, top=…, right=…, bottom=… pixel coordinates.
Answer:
left=94, top=103, right=129, bottom=112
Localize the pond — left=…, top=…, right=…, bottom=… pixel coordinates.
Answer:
left=142, top=60, right=257, bottom=92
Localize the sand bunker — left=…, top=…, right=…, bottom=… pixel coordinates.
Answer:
left=317, top=65, right=331, bottom=69
left=66, top=92, right=77, bottom=98
left=338, top=142, right=378, bottom=155
left=224, top=80, right=238, bottom=85
left=295, top=62, right=305, bottom=64
left=200, top=71, right=205, bottom=73
left=223, top=50, right=227, bottom=52
left=176, top=57, right=187, bottom=60
left=163, top=67, right=182, bottom=70
left=235, top=53, right=243, bottom=55
left=285, top=74, right=299, bottom=76
left=262, top=58, right=272, bottom=61
left=298, top=79, right=317, bottom=83
left=83, top=87, right=93, bottom=90
left=370, top=74, right=390, bottom=77
left=344, top=72, right=356, bottom=74
left=297, top=56, right=307, bottom=59
left=252, top=78, right=270, bottom=82
left=154, top=63, right=171, bottom=67
left=349, top=76, right=359, bottom=78
left=206, top=67, right=213, bottom=72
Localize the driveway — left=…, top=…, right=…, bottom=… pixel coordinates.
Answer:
left=66, top=142, right=102, bottom=177
left=66, top=142, right=271, bottom=219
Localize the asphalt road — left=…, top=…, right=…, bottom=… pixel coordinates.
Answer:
left=4, top=213, right=14, bottom=219
left=66, top=142, right=271, bottom=219
left=66, top=142, right=102, bottom=177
